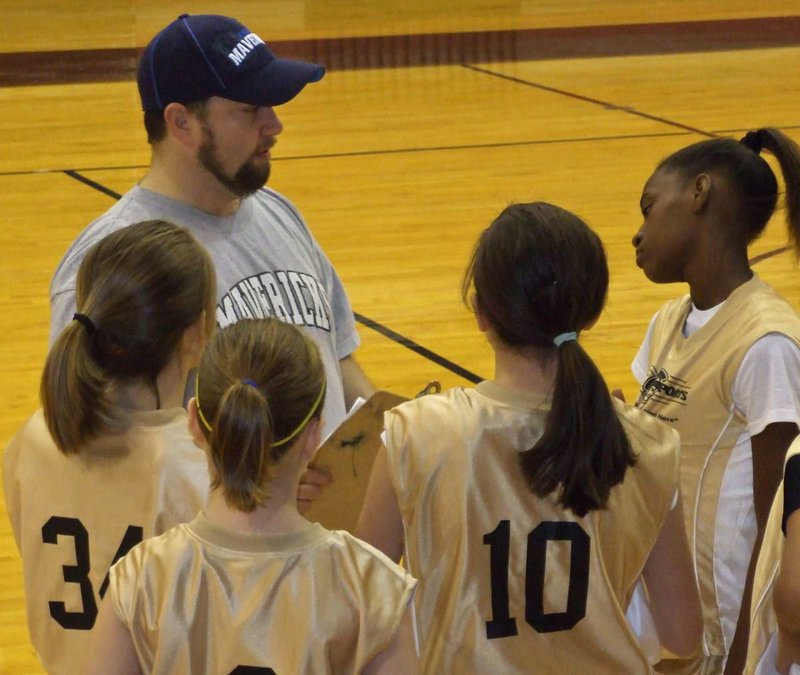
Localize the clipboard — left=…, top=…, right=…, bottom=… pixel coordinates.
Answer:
left=305, top=390, right=408, bottom=532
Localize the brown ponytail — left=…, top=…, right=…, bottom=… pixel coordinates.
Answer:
left=41, top=320, right=115, bottom=455
left=196, top=318, right=326, bottom=512
left=463, top=202, right=635, bottom=516
left=210, top=383, right=275, bottom=511
left=41, top=220, right=216, bottom=454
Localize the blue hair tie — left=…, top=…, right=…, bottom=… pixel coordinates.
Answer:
left=243, top=379, right=260, bottom=389
left=553, top=331, right=578, bottom=347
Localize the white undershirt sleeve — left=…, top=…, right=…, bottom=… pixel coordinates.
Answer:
left=632, top=312, right=660, bottom=385
left=732, top=333, right=800, bottom=436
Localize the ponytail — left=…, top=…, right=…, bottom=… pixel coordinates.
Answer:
left=465, top=202, right=635, bottom=516
left=39, top=221, right=215, bottom=455
left=748, top=128, right=800, bottom=252
left=40, top=319, right=118, bottom=454
left=196, top=318, right=327, bottom=513
left=521, top=340, right=635, bottom=517
left=658, top=127, right=800, bottom=249
left=209, top=383, right=275, bottom=512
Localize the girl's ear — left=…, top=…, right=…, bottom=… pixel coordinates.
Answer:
left=472, top=293, right=489, bottom=332
left=691, top=173, right=712, bottom=214
left=298, top=418, right=323, bottom=464
left=187, top=397, right=209, bottom=449
left=180, top=311, right=208, bottom=367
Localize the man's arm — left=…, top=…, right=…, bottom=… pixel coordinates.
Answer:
left=339, top=354, right=375, bottom=410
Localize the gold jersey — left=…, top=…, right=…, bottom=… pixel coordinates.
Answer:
left=2, top=407, right=209, bottom=675
left=108, top=513, right=417, bottom=673
left=635, top=276, right=800, bottom=656
left=747, top=435, right=800, bottom=674
left=384, top=380, right=679, bottom=674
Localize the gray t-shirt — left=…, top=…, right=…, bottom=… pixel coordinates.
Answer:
left=50, top=185, right=359, bottom=435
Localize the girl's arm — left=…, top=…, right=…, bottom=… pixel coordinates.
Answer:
left=726, top=422, right=798, bottom=674
left=84, top=595, right=142, bottom=675
left=773, top=455, right=800, bottom=672
left=362, top=606, right=420, bottom=675
left=642, top=491, right=703, bottom=658
left=356, top=443, right=405, bottom=563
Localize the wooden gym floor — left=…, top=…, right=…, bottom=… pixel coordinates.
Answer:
left=1, top=2, right=799, bottom=671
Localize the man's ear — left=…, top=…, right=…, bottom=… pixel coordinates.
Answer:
left=163, top=102, right=199, bottom=148
left=691, top=173, right=712, bottom=214
left=187, top=397, right=209, bottom=449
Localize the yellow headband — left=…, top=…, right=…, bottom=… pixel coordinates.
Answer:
left=195, top=375, right=325, bottom=448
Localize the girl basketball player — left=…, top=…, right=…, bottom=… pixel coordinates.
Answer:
left=86, top=318, right=418, bottom=674
left=357, top=202, right=701, bottom=673
left=748, top=434, right=800, bottom=674
left=631, top=128, right=800, bottom=674
left=2, top=220, right=216, bottom=675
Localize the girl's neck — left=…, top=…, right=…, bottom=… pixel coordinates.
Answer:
left=492, top=343, right=559, bottom=397
left=686, top=249, right=752, bottom=310
left=114, top=356, right=187, bottom=412
left=683, top=219, right=753, bottom=309
left=204, top=489, right=307, bottom=536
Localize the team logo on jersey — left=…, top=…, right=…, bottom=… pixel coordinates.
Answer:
left=636, top=366, right=690, bottom=409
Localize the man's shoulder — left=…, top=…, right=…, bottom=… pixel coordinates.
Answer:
left=247, top=188, right=307, bottom=226
left=51, top=188, right=163, bottom=285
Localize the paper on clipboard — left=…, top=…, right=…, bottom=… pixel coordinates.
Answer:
left=305, top=390, right=408, bottom=532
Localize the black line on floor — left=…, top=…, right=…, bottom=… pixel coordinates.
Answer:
left=63, top=170, right=122, bottom=199
left=1, top=130, right=700, bottom=178
left=750, top=246, right=791, bottom=265
left=461, top=64, right=717, bottom=139
left=275, top=130, right=695, bottom=161
left=354, top=313, right=482, bottom=383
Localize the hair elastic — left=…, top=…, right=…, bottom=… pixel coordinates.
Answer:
left=553, top=331, right=578, bottom=347
left=243, top=379, right=260, bottom=389
left=72, top=312, right=96, bottom=333
left=195, top=375, right=326, bottom=447
left=740, top=130, right=764, bottom=155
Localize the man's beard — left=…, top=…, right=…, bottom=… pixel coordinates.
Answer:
left=198, top=126, right=270, bottom=198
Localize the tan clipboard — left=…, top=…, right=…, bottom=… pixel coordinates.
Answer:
left=305, top=390, right=408, bottom=532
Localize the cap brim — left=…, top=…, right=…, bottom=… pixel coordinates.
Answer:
left=226, top=58, right=325, bottom=107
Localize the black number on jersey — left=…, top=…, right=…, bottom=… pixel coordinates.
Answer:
left=483, top=519, right=590, bottom=638
left=229, top=667, right=276, bottom=674
left=42, top=516, right=143, bottom=630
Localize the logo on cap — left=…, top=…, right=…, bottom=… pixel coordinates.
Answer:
left=228, top=31, right=265, bottom=66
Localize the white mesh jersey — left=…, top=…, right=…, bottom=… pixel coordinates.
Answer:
left=2, top=407, right=209, bottom=675
left=108, top=513, right=417, bottom=674
left=384, top=380, right=679, bottom=674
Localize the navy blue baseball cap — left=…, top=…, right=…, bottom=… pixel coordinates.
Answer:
left=138, top=14, right=325, bottom=112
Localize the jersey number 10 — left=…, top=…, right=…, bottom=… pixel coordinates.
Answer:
left=483, top=519, right=590, bottom=638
